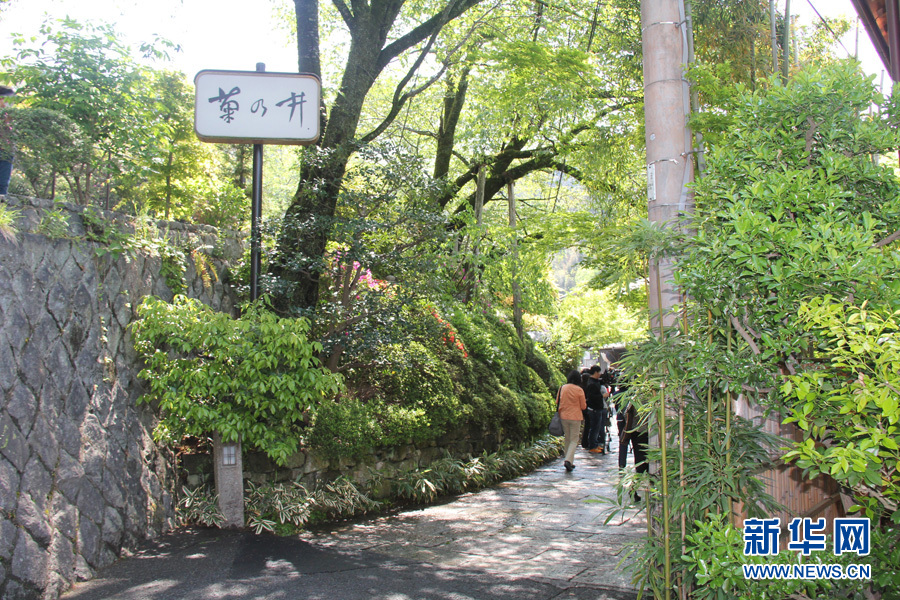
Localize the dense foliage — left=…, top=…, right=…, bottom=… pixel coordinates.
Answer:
left=616, top=62, right=900, bottom=599
left=132, top=296, right=343, bottom=465
left=303, top=301, right=559, bottom=460
left=132, top=293, right=559, bottom=465
left=1, top=19, right=252, bottom=225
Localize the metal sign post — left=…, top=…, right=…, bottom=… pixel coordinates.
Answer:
left=250, top=64, right=264, bottom=302
left=194, top=64, right=321, bottom=527
left=194, top=65, right=320, bottom=301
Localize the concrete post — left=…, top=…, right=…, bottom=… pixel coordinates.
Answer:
left=641, top=3, right=695, bottom=595
left=641, top=0, right=694, bottom=332
left=213, top=432, right=244, bottom=527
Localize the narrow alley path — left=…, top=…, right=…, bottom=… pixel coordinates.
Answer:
left=63, top=441, right=646, bottom=600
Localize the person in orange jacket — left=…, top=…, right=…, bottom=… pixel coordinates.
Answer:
left=557, top=370, right=587, bottom=472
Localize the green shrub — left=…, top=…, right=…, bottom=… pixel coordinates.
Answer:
left=132, top=295, right=342, bottom=465
left=0, top=203, right=20, bottom=244
left=676, top=513, right=898, bottom=600
left=306, top=396, right=382, bottom=460
left=332, top=303, right=555, bottom=457
left=525, top=343, right=566, bottom=394
left=369, top=341, right=465, bottom=444
left=37, top=207, right=70, bottom=238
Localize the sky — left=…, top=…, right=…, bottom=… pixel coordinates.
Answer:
left=0, top=0, right=889, bottom=86
left=0, top=0, right=301, bottom=78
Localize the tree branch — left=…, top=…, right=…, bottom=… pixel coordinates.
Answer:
left=377, top=0, right=484, bottom=70
left=730, top=315, right=761, bottom=356
left=874, top=230, right=900, bottom=248
left=331, top=0, right=354, bottom=28
left=359, top=63, right=448, bottom=144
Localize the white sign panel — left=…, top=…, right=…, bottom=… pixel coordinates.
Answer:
left=194, top=70, right=321, bottom=145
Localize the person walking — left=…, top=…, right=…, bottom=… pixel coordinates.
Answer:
left=583, top=365, right=606, bottom=453
left=619, top=400, right=649, bottom=502
left=0, top=86, right=15, bottom=199
left=558, top=370, right=587, bottom=472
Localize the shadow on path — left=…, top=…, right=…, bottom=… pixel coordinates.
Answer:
left=63, top=442, right=645, bottom=600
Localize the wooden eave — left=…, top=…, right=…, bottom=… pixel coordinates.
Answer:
left=852, top=0, right=900, bottom=79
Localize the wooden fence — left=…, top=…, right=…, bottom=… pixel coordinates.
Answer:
left=734, top=395, right=845, bottom=545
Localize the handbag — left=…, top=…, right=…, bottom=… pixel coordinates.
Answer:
left=548, top=387, right=564, bottom=436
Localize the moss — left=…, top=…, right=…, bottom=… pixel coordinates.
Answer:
left=330, top=303, right=565, bottom=457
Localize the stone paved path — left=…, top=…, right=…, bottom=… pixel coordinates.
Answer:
left=62, top=440, right=647, bottom=600
left=299, top=442, right=646, bottom=596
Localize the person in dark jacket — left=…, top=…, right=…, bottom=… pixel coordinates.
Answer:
left=582, top=365, right=607, bottom=454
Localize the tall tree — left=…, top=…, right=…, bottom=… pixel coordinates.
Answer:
left=272, top=0, right=486, bottom=312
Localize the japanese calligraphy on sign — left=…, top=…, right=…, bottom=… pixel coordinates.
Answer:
left=194, top=70, right=320, bottom=144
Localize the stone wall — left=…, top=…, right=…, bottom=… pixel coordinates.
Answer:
left=183, top=422, right=507, bottom=495
left=0, top=197, right=242, bottom=599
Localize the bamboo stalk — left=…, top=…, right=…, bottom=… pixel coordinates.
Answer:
left=679, top=292, right=689, bottom=600
left=706, top=310, right=713, bottom=447
left=655, top=269, right=671, bottom=600
left=726, top=318, right=734, bottom=524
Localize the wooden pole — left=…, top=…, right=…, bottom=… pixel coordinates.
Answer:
left=508, top=180, right=523, bottom=340
left=641, top=1, right=696, bottom=595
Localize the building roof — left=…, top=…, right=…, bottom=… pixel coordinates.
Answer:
left=852, top=0, right=900, bottom=79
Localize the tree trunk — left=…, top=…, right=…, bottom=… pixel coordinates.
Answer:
left=273, top=4, right=401, bottom=312
left=462, top=165, right=486, bottom=303
left=434, top=69, right=469, bottom=180
left=508, top=180, right=523, bottom=340
left=272, top=0, right=485, bottom=313
left=769, top=0, right=778, bottom=74
left=295, top=0, right=320, bottom=76
left=165, top=149, right=173, bottom=220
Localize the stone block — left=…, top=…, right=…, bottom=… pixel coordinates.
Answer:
left=101, top=266, right=122, bottom=302
left=76, top=481, right=105, bottom=526
left=19, top=341, right=48, bottom=396
left=46, top=281, right=72, bottom=330
left=2, top=579, right=33, bottom=600
left=30, top=414, right=60, bottom=475
left=56, top=415, right=82, bottom=458
left=3, top=306, right=29, bottom=357
left=17, top=491, right=52, bottom=547
left=63, top=382, right=90, bottom=429
left=11, top=529, right=47, bottom=587
left=0, top=414, right=29, bottom=472
left=283, top=451, right=306, bottom=470
left=46, top=534, right=75, bottom=591
left=71, top=282, right=95, bottom=322
left=56, top=452, right=84, bottom=505
left=10, top=263, right=36, bottom=312
left=0, top=456, right=19, bottom=517
left=50, top=493, right=78, bottom=541
left=0, top=517, right=17, bottom=560
left=22, top=454, right=53, bottom=509
left=0, top=332, right=16, bottom=393
left=77, top=515, right=102, bottom=568
left=101, top=507, right=123, bottom=546
left=80, top=414, right=108, bottom=479
left=74, top=554, right=93, bottom=582
left=43, top=570, right=72, bottom=600
left=99, top=467, right=126, bottom=509
left=6, top=383, right=37, bottom=437
left=44, top=338, right=75, bottom=384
